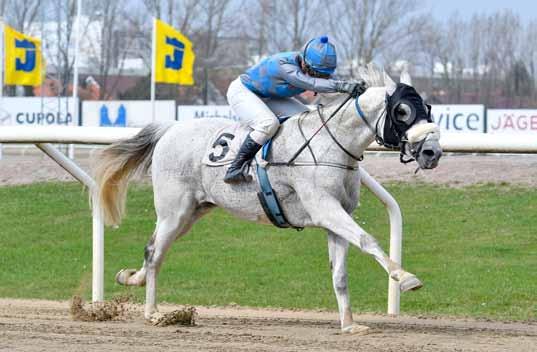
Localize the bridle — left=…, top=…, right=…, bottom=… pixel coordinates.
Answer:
left=355, top=84, right=434, bottom=164
left=266, top=86, right=431, bottom=169
left=354, top=96, right=427, bottom=164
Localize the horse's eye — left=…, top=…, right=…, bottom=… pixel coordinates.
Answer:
left=396, top=103, right=412, bottom=123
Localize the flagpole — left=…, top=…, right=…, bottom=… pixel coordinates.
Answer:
left=0, top=18, right=3, bottom=99
left=0, top=18, right=4, bottom=160
left=69, top=0, right=82, bottom=159
left=150, top=17, right=157, bottom=122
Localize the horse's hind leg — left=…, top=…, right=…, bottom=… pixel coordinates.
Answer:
left=115, top=259, right=148, bottom=286
left=144, top=198, right=214, bottom=322
left=115, top=193, right=207, bottom=322
left=115, top=201, right=209, bottom=288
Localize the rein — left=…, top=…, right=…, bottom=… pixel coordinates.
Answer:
left=355, top=97, right=388, bottom=148
left=283, top=93, right=357, bottom=168
left=316, top=104, right=363, bottom=162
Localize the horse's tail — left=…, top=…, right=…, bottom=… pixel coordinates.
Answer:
left=93, top=123, right=172, bottom=226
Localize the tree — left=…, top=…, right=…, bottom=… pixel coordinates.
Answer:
left=327, top=0, right=427, bottom=77
left=3, top=0, right=40, bottom=32
left=196, top=0, right=233, bottom=104
left=91, top=0, right=132, bottom=99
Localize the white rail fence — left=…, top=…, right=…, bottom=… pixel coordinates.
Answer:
left=1, top=126, right=536, bottom=316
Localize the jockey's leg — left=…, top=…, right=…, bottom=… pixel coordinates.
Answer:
left=264, top=96, right=311, bottom=117
left=224, top=78, right=279, bottom=184
left=223, top=134, right=262, bottom=183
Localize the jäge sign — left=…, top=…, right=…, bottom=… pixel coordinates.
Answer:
left=487, top=110, right=537, bottom=135
left=430, top=105, right=485, bottom=133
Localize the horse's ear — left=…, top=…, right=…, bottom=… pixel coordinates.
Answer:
left=384, top=71, right=397, bottom=95
left=400, top=69, right=412, bottom=86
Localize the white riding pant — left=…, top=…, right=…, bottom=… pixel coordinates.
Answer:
left=227, top=77, right=309, bottom=145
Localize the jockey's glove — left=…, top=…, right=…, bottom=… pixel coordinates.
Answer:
left=335, top=79, right=369, bottom=97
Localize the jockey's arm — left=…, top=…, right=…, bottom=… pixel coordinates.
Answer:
left=280, top=63, right=340, bottom=93
left=280, top=64, right=359, bottom=94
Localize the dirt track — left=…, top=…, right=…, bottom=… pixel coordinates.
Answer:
left=1, top=299, right=536, bottom=352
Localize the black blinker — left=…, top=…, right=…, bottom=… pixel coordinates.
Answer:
left=381, top=83, right=429, bottom=149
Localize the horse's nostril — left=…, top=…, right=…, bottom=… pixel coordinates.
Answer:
left=422, top=149, right=435, bottom=158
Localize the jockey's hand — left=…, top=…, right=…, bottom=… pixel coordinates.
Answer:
left=335, top=79, right=368, bottom=97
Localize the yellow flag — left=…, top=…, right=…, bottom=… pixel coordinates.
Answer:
left=154, top=19, right=195, bottom=85
left=4, top=25, right=43, bottom=86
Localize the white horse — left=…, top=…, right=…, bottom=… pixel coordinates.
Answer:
left=93, top=66, right=442, bottom=334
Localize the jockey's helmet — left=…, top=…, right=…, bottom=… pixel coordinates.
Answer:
left=302, top=36, right=337, bottom=77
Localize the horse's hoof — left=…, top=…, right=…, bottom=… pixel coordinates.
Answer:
left=115, top=269, right=137, bottom=285
left=341, top=324, right=372, bottom=335
left=399, top=273, right=423, bottom=292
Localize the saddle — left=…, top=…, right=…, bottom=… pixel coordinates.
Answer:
left=203, top=116, right=302, bottom=230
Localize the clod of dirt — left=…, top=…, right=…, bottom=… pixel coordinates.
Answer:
left=70, top=295, right=132, bottom=322
left=155, top=306, right=197, bottom=327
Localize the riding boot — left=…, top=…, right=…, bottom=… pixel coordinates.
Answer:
left=224, top=134, right=262, bottom=184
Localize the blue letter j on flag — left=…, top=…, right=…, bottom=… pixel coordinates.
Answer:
left=165, top=37, right=184, bottom=70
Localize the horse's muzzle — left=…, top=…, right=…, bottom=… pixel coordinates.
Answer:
left=416, top=139, right=442, bottom=169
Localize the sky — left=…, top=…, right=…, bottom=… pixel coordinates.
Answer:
left=425, top=0, right=536, bottom=23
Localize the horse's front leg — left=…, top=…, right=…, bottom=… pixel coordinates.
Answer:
left=302, top=194, right=422, bottom=292
left=328, top=231, right=371, bottom=335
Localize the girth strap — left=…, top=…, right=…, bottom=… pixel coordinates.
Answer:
left=256, top=162, right=303, bottom=231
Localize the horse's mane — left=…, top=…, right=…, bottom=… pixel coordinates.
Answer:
left=357, top=63, right=388, bottom=88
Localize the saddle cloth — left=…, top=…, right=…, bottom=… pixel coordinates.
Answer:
left=202, top=123, right=252, bottom=167
left=201, top=111, right=304, bottom=230
left=202, top=99, right=310, bottom=167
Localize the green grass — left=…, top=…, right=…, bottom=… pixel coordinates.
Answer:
left=0, top=182, right=535, bottom=321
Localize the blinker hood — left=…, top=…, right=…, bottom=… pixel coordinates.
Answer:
left=381, top=83, right=432, bottom=149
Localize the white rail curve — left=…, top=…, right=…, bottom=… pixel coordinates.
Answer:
left=3, top=126, right=537, bottom=153
left=2, top=126, right=536, bottom=314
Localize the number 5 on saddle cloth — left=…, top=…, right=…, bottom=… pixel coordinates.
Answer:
left=203, top=99, right=308, bottom=230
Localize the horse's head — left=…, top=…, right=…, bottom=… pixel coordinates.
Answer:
left=356, top=67, right=442, bottom=170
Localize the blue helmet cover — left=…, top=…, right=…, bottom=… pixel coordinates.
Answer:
left=303, top=36, right=337, bottom=75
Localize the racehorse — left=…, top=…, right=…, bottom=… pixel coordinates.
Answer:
left=93, top=65, right=442, bottom=334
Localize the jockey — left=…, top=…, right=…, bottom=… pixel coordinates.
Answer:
left=224, top=35, right=368, bottom=184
